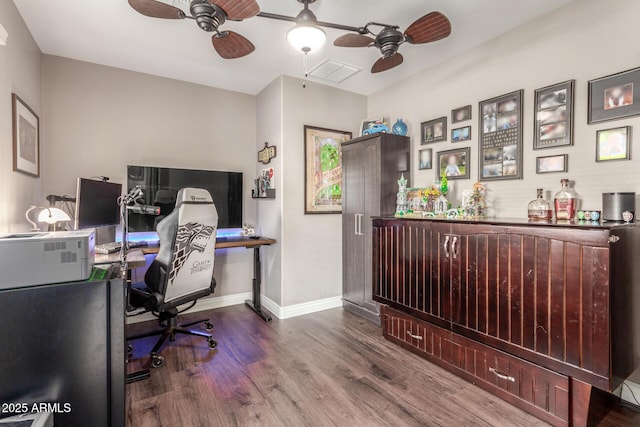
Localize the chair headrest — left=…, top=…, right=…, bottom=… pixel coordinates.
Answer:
left=176, top=188, right=214, bottom=207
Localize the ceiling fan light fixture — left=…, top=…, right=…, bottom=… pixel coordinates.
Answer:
left=287, top=25, right=326, bottom=53
left=286, top=5, right=326, bottom=53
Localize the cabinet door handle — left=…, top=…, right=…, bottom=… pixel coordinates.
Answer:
left=489, top=367, right=515, bottom=382
left=451, top=236, right=458, bottom=259
left=443, top=235, right=450, bottom=258
left=406, top=331, right=423, bottom=340
left=354, top=214, right=359, bottom=236
left=359, top=214, right=363, bottom=236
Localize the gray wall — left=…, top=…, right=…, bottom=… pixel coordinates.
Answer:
left=40, top=55, right=257, bottom=297
left=368, top=0, right=640, bottom=217
left=255, top=76, right=367, bottom=308
left=280, top=76, right=366, bottom=306
left=0, top=1, right=42, bottom=233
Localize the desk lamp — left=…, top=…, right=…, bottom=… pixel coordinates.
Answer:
left=25, top=205, right=71, bottom=231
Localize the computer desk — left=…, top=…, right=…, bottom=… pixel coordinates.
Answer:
left=96, top=236, right=277, bottom=322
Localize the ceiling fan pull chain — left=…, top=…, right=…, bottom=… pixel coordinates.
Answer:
left=302, top=52, right=308, bottom=88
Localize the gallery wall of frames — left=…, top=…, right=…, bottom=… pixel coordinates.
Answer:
left=366, top=0, right=640, bottom=218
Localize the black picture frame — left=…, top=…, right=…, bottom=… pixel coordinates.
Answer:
left=596, top=126, right=631, bottom=162
left=421, top=117, right=447, bottom=144
left=534, top=80, right=574, bottom=149
left=418, top=148, right=433, bottom=170
left=436, top=147, right=471, bottom=181
left=479, top=89, right=524, bottom=181
left=452, top=105, right=472, bottom=123
left=451, top=125, right=471, bottom=142
left=536, top=154, right=568, bottom=174
left=12, top=93, right=40, bottom=177
left=589, top=67, right=640, bottom=124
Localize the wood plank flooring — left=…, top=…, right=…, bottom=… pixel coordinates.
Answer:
left=126, top=306, right=640, bottom=427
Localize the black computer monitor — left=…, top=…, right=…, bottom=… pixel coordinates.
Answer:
left=74, top=178, right=122, bottom=229
left=126, top=165, right=243, bottom=232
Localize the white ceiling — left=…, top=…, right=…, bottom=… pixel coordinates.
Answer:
left=14, top=0, right=573, bottom=96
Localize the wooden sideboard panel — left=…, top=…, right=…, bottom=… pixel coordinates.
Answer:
left=373, top=218, right=623, bottom=391
left=383, top=306, right=570, bottom=427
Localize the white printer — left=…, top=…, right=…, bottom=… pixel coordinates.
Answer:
left=0, top=229, right=95, bottom=289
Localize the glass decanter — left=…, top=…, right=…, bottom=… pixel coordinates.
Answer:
left=528, top=188, right=552, bottom=221
left=554, top=179, right=577, bottom=221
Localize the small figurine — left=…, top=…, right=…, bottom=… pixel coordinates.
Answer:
left=395, top=173, right=409, bottom=216
left=463, top=182, right=487, bottom=217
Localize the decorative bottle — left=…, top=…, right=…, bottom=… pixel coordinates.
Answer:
left=528, top=188, right=552, bottom=221
left=392, top=119, right=408, bottom=136
left=554, top=179, right=577, bottom=221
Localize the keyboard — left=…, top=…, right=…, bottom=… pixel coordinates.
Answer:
left=95, top=241, right=149, bottom=254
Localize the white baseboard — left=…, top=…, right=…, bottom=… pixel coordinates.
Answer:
left=126, top=292, right=343, bottom=323
left=261, top=295, right=343, bottom=320
left=621, top=379, right=640, bottom=408
left=126, top=291, right=252, bottom=324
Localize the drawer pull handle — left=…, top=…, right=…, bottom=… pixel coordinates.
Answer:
left=489, top=367, right=515, bottom=382
left=406, top=331, right=423, bottom=340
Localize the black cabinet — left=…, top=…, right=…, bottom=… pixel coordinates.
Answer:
left=342, top=133, right=410, bottom=322
left=0, top=279, right=125, bottom=427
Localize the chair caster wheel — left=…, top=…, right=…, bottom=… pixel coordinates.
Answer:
left=208, top=339, right=217, bottom=350
left=205, top=321, right=214, bottom=331
left=151, top=355, right=165, bottom=368
left=127, top=345, right=133, bottom=354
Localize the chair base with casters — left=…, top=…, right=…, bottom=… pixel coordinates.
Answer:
left=127, top=306, right=217, bottom=368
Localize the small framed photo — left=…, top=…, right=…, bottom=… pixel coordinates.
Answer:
left=452, top=126, right=471, bottom=142
left=536, top=154, right=568, bottom=174
left=452, top=105, right=472, bottom=123
left=12, top=93, right=40, bottom=177
left=589, top=67, right=640, bottom=124
left=436, top=147, right=470, bottom=180
left=418, top=148, right=433, bottom=170
left=360, top=118, right=384, bottom=136
left=596, top=126, right=631, bottom=162
left=421, top=117, right=447, bottom=144
left=534, top=80, right=574, bottom=149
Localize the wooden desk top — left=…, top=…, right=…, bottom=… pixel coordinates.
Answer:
left=95, top=249, right=147, bottom=269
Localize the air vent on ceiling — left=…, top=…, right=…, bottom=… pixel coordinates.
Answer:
left=308, top=59, right=361, bottom=83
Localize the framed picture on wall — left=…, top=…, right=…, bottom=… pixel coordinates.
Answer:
left=589, top=67, right=640, bottom=124
left=534, top=80, right=574, bottom=149
left=596, top=126, right=631, bottom=162
left=536, top=154, right=568, bottom=174
left=436, top=147, right=470, bottom=180
left=418, top=148, right=433, bottom=170
left=452, top=105, right=471, bottom=123
left=421, top=117, right=447, bottom=144
left=452, top=126, right=471, bottom=142
left=479, top=89, right=524, bottom=181
left=12, top=93, right=40, bottom=177
left=304, top=125, right=352, bottom=214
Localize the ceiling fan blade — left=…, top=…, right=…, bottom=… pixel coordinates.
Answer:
left=209, top=0, right=260, bottom=20
left=334, top=33, right=375, bottom=48
left=404, top=12, right=451, bottom=44
left=128, top=0, right=184, bottom=19
left=371, top=53, right=403, bottom=73
left=212, top=31, right=255, bottom=59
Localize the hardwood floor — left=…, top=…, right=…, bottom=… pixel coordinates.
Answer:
left=126, top=305, right=640, bottom=427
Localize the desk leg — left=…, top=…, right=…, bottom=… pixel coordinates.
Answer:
left=245, top=246, right=272, bottom=322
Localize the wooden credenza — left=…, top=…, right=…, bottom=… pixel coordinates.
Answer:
left=372, top=217, right=637, bottom=426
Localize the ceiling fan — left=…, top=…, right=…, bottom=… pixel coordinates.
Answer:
left=128, top=0, right=260, bottom=59
left=258, top=1, right=452, bottom=74
left=333, top=13, right=452, bottom=73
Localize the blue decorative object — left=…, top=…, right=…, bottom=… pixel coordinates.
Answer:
left=362, top=122, right=390, bottom=135
left=392, top=118, right=408, bottom=136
